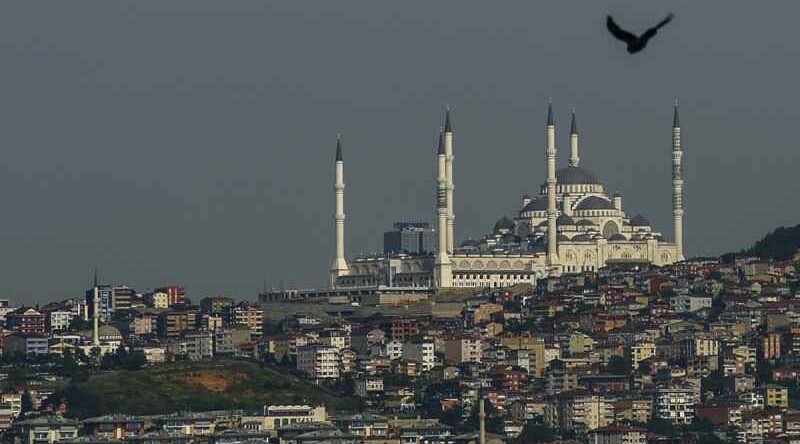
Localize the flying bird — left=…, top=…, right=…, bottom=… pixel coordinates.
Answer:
left=606, top=13, right=674, bottom=54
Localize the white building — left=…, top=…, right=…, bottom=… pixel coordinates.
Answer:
left=355, top=377, right=384, bottom=397
left=262, top=405, right=327, bottom=430
left=138, top=346, right=166, bottom=364
left=386, top=340, right=404, bottom=360
left=183, top=332, right=214, bottom=361
left=326, top=104, right=685, bottom=292
left=655, top=388, right=696, bottom=424
left=48, top=311, right=74, bottom=333
left=320, top=329, right=350, bottom=350
left=402, top=340, right=435, bottom=371
left=670, top=294, right=712, bottom=313
left=297, top=345, right=340, bottom=380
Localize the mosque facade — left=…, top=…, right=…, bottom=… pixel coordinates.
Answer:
left=329, top=104, right=685, bottom=292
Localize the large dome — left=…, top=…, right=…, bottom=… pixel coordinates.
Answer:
left=575, top=196, right=615, bottom=210
left=556, top=166, right=600, bottom=185
left=521, top=196, right=548, bottom=212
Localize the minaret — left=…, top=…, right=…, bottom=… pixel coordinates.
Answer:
left=569, top=109, right=580, bottom=167
left=479, top=397, right=486, bottom=444
left=671, top=102, right=685, bottom=260
left=444, top=109, right=455, bottom=254
left=330, top=135, right=350, bottom=288
left=545, top=103, right=560, bottom=270
left=434, top=130, right=453, bottom=288
left=92, top=269, right=99, bottom=347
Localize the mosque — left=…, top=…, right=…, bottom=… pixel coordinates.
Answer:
left=328, top=103, right=685, bottom=292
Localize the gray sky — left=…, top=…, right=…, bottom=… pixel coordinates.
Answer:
left=2, top=1, right=798, bottom=303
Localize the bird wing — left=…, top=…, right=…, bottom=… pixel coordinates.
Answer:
left=606, top=15, right=637, bottom=44
left=641, top=13, right=674, bottom=43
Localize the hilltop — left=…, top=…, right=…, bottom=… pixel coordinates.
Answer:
left=724, top=224, right=800, bottom=262
left=53, top=359, right=360, bottom=418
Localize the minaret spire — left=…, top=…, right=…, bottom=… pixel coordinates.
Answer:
left=92, top=279, right=100, bottom=346
left=569, top=108, right=580, bottom=167
left=673, top=100, right=681, bottom=128
left=545, top=103, right=560, bottom=272
left=443, top=108, right=455, bottom=255
left=671, top=102, right=685, bottom=261
left=330, top=135, right=350, bottom=288
left=434, top=128, right=452, bottom=288
left=479, top=397, right=487, bottom=444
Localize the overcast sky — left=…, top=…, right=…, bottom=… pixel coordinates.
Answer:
left=1, top=1, right=798, bottom=303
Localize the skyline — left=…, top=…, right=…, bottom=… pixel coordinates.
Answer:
left=1, top=1, right=799, bottom=301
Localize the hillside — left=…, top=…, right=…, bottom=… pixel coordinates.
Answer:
left=54, top=359, right=360, bottom=418
left=727, top=224, right=800, bottom=262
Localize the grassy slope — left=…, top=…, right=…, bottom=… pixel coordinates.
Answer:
left=58, top=360, right=359, bottom=418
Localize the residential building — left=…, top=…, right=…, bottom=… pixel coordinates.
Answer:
left=5, top=308, right=46, bottom=334
left=655, top=388, right=696, bottom=425
left=444, top=337, right=481, bottom=364
left=297, top=345, right=340, bottom=380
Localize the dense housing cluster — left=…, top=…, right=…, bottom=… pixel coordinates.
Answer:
left=2, top=253, right=800, bottom=444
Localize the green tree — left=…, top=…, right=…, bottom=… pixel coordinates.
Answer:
left=438, top=405, right=463, bottom=427
left=757, top=359, right=775, bottom=384
left=701, top=371, right=726, bottom=398
left=646, top=418, right=678, bottom=437
left=606, top=355, right=630, bottom=375
left=69, top=316, right=92, bottom=331
left=516, top=421, right=556, bottom=443
left=6, top=366, right=32, bottom=389
left=20, top=391, right=35, bottom=415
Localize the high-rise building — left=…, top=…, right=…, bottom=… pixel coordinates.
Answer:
left=5, top=308, right=46, bottom=334
left=297, top=345, right=340, bottom=380
left=85, top=285, right=134, bottom=320
left=153, top=285, right=186, bottom=307
left=383, top=222, right=436, bottom=255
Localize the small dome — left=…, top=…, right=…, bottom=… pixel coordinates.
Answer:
left=575, top=196, right=615, bottom=211
left=80, top=325, right=122, bottom=340
left=575, top=219, right=598, bottom=227
left=494, top=216, right=514, bottom=233
left=557, top=214, right=575, bottom=225
left=557, top=234, right=570, bottom=241
left=630, top=234, right=644, bottom=241
left=572, top=234, right=593, bottom=242
left=608, top=233, right=628, bottom=241
left=501, top=233, right=520, bottom=244
left=522, top=194, right=532, bottom=200
left=521, top=196, right=548, bottom=212
left=555, top=166, right=600, bottom=185
left=630, top=214, right=651, bottom=227
left=460, top=239, right=480, bottom=248
left=536, top=220, right=549, bottom=228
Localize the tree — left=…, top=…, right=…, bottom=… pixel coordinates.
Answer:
left=646, top=418, right=678, bottom=437
left=69, top=316, right=92, bottom=331
left=20, top=391, right=35, bottom=415
left=606, top=355, right=630, bottom=375
left=503, top=300, right=522, bottom=312
left=701, top=370, right=726, bottom=398
left=123, top=350, right=147, bottom=370
left=516, top=421, right=556, bottom=443
left=438, top=405, right=463, bottom=427
left=757, top=359, right=775, bottom=384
